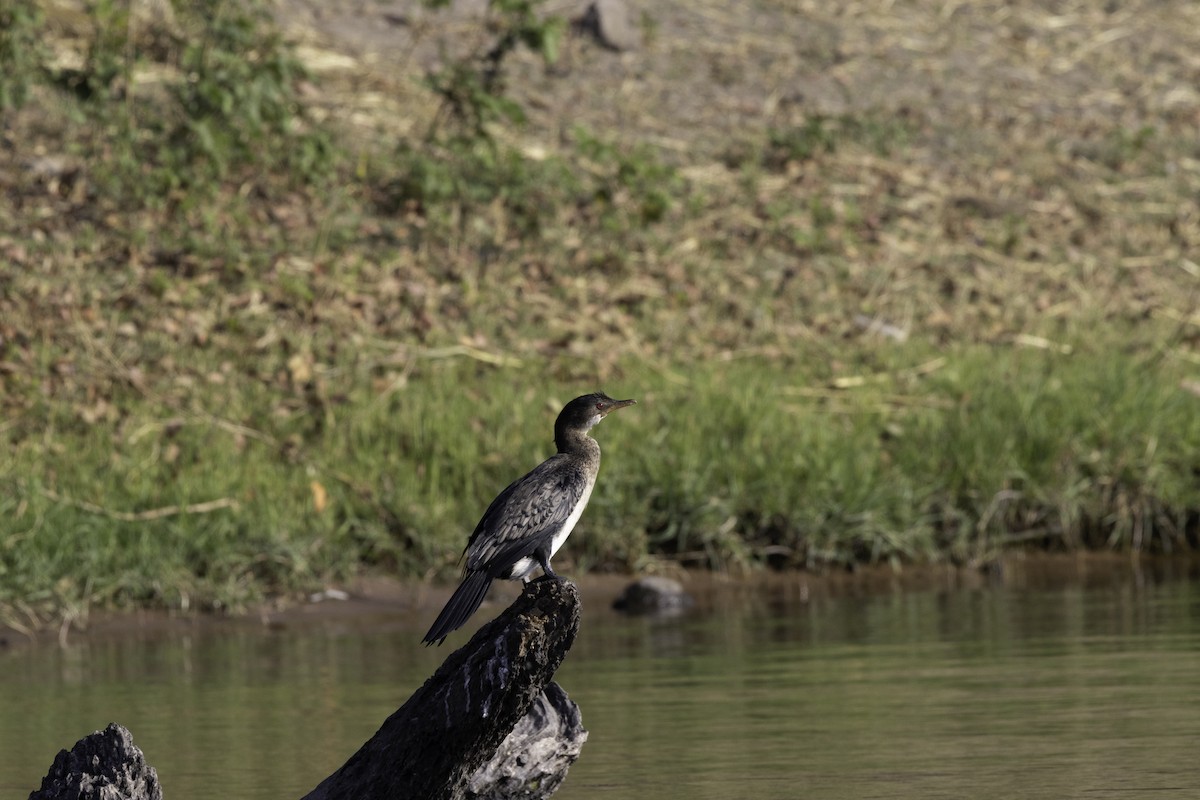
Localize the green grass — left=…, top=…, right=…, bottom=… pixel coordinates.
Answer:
left=3, top=332, right=1197, bottom=629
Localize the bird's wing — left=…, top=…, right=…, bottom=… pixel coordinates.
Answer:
left=463, top=454, right=584, bottom=573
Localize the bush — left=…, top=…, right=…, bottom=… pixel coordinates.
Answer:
left=0, top=0, right=43, bottom=110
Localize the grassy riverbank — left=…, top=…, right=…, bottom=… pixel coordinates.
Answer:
left=1, top=0, right=1198, bottom=629
left=3, top=326, right=1196, bottom=630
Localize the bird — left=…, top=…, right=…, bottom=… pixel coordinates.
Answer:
left=422, top=392, right=636, bottom=645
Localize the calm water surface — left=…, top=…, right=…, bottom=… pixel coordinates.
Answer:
left=3, top=560, right=1199, bottom=799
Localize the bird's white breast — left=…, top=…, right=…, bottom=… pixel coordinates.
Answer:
left=507, top=470, right=596, bottom=581
left=552, top=471, right=596, bottom=557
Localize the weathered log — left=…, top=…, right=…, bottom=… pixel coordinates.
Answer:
left=302, top=577, right=583, bottom=800
left=28, top=722, right=162, bottom=800
left=468, top=681, right=587, bottom=799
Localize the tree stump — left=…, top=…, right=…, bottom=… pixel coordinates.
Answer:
left=28, top=722, right=162, bottom=800
left=302, top=577, right=583, bottom=800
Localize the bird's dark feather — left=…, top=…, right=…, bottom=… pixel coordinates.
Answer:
left=463, top=453, right=586, bottom=572
left=421, top=570, right=492, bottom=646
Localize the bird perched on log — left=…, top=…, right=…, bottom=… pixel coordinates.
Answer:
left=422, top=392, right=636, bottom=645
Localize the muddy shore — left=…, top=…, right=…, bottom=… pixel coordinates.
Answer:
left=6, top=552, right=1197, bottom=650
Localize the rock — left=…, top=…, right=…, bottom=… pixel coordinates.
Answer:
left=576, top=0, right=642, bottom=52
left=308, top=588, right=350, bottom=603
left=29, top=723, right=162, bottom=800
left=468, top=682, right=587, bottom=799
left=612, top=576, right=692, bottom=615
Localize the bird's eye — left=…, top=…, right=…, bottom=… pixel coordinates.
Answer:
left=595, top=401, right=604, bottom=410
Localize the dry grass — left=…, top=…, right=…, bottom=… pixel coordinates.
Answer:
left=255, top=0, right=1200, bottom=361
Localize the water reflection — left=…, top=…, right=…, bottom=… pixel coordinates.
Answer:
left=3, top=558, right=1199, bottom=799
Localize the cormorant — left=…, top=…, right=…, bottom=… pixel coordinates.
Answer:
left=422, top=392, right=635, bottom=645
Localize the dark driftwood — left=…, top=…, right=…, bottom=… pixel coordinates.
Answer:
left=28, top=722, right=162, bottom=800
left=28, top=578, right=585, bottom=800
left=302, top=577, right=583, bottom=800
left=467, top=681, right=587, bottom=799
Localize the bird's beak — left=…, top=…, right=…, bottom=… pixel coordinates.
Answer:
left=607, top=398, right=636, bottom=414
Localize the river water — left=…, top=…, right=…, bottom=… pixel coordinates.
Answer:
left=3, top=557, right=1199, bottom=799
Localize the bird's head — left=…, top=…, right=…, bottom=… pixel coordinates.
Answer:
left=556, top=392, right=636, bottom=437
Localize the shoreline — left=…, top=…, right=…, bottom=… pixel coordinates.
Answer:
left=6, top=551, right=1197, bottom=650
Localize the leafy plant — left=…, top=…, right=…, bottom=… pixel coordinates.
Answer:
left=380, top=0, right=568, bottom=225
left=388, top=138, right=577, bottom=237
left=765, top=111, right=920, bottom=169
left=167, top=0, right=331, bottom=184
left=574, top=128, right=679, bottom=228
left=424, top=0, right=564, bottom=143
left=34, top=0, right=331, bottom=206
left=766, top=116, right=838, bottom=167
left=0, top=0, right=44, bottom=110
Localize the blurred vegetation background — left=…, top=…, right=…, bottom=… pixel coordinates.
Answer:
left=1, top=0, right=1197, bottom=631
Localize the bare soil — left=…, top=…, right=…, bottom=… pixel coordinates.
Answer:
left=279, top=0, right=1200, bottom=158
left=273, top=0, right=1200, bottom=348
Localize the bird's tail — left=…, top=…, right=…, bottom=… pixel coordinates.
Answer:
left=422, top=571, right=493, bottom=646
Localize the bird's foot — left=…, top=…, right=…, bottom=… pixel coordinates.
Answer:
left=534, top=552, right=564, bottom=582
